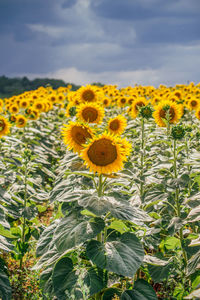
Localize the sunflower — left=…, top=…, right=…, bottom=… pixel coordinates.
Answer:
left=9, top=114, right=17, bottom=124
left=81, top=133, right=130, bottom=174
left=77, top=85, right=98, bottom=103
left=153, top=100, right=182, bottom=127
left=130, top=97, right=148, bottom=118
left=33, top=100, right=46, bottom=112
left=187, top=98, right=199, bottom=111
left=0, top=99, right=4, bottom=108
left=61, top=121, right=94, bottom=154
left=195, top=107, right=200, bottom=120
left=9, top=104, right=19, bottom=114
left=117, top=96, right=127, bottom=107
left=102, top=97, right=111, bottom=107
left=19, top=99, right=30, bottom=109
left=107, top=115, right=127, bottom=135
left=26, top=109, right=40, bottom=120
left=76, top=103, right=104, bottom=124
left=16, top=115, right=27, bottom=128
left=0, top=116, right=11, bottom=137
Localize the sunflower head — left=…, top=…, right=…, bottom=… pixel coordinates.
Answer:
left=26, top=109, right=40, bottom=120
left=0, top=116, right=11, bottom=137
left=81, top=133, right=130, bottom=174
left=9, top=104, right=19, bottom=114
left=77, top=103, right=104, bottom=124
left=187, top=98, right=199, bottom=110
left=61, top=121, right=94, bottom=154
left=77, top=85, right=98, bottom=103
left=16, top=115, right=27, bottom=128
left=107, top=115, right=127, bottom=135
left=153, top=100, right=182, bottom=127
left=131, top=97, right=148, bottom=118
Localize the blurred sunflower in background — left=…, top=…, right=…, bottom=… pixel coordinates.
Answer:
left=130, top=97, right=148, bottom=118
left=77, top=85, right=99, bottom=103
left=187, top=98, right=199, bottom=111
left=153, top=100, right=182, bottom=127
left=16, top=115, right=27, bottom=128
left=0, top=116, right=11, bottom=137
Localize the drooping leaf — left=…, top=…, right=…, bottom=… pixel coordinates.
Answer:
left=87, top=232, right=144, bottom=277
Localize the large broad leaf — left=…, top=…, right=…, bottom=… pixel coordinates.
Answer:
left=102, top=288, right=121, bottom=300
left=0, top=270, right=12, bottom=300
left=121, top=279, right=157, bottom=300
left=36, top=221, right=59, bottom=257
left=148, top=263, right=171, bottom=282
left=78, top=195, right=111, bottom=216
left=110, top=203, right=152, bottom=225
left=52, top=256, right=78, bottom=296
left=84, top=267, right=107, bottom=296
left=187, top=249, right=200, bottom=275
left=54, top=214, right=105, bottom=253
left=86, top=232, right=144, bottom=277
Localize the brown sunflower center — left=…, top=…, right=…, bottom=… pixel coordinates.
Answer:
left=191, top=100, right=197, bottom=107
left=0, top=120, right=6, bottom=131
left=82, top=90, right=95, bottom=102
left=22, top=102, right=27, bottom=107
left=120, top=98, right=126, bottom=104
left=135, top=101, right=145, bottom=111
left=82, top=107, right=98, bottom=122
left=18, top=118, right=25, bottom=125
left=103, top=99, right=108, bottom=105
left=12, top=106, right=18, bottom=112
left=87, top=138, right=117, bottom=166
left=109, top=119, right=120, bottom=131
left=36, top=103, right=42, bottom=109
left=71, top=126, right=92, bottom=146
left=159, top=107, right=175, bottom=121
left=128, top=98, right=134, bottom=105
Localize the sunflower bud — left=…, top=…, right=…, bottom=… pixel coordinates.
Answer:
left=171, top=125, right=185, bottom=140
left=139, top=105, right=153, bottom=119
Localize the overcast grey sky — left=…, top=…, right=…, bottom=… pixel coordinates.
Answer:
left=0, top=0, right=200, bottom=87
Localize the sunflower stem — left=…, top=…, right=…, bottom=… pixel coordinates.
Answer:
left=173, top=139, right=188, bottom=275
left=140, top=118, right=145, bottom=202
left=20, top=147, right=29, bottom=271
left=185, top=136, right=192, bottom=197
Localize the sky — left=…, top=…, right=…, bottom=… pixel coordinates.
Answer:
left=0, top=0, right=200, bottom=87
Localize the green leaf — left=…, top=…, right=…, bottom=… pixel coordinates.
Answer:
left=0, top=270, right=12, bottom=300
left=102, top=288, right=121, bottom=300
left=109, top=220, right=129, bottom=234
left=187, top=250, right=200, bottom=275
left=121, top=279, right=157, bottom=300
left=184, top=288, right=200, bottom=299
left=36, top=221, right=58, bottom=257
left=52, top=256, right=78, bottom=296
left=148, top=263, right=171, bottom=282
left=86, top=232, right=144, bottom=277
left=54, top=214, right=105, bottom=253
left=84, top=267, right=107, bottom=296
left=159, top=236, right=181, bottom=252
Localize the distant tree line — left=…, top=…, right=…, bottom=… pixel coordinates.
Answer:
left=0, top=75, right=82, bottom=98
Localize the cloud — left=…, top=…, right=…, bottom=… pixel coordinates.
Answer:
left=0, top=0, right=200, bottom=86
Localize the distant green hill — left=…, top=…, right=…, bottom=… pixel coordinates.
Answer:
left=0, top=76, right=81, bottom=98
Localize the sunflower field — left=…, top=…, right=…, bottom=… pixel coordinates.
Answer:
left=1, top=82, right=200, bottom=300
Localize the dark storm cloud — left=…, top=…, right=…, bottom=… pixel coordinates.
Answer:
left=0, top=0, right=200, bottom=86
left=90, top=0, right=200, bottom=20
left=90, top=0, right=200, bottom=44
